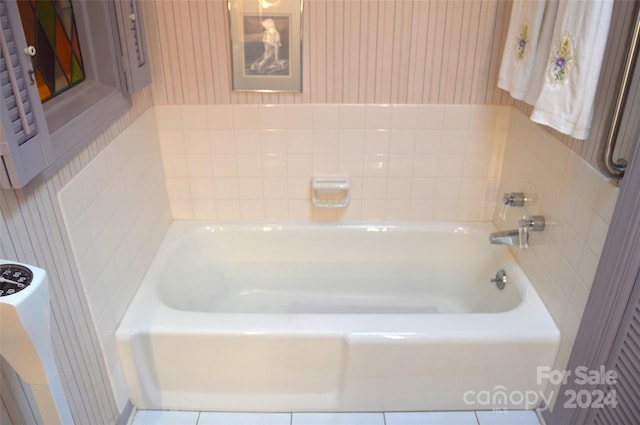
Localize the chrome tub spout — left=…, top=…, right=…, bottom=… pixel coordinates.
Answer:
left=489, top=215, right=545, bottom=249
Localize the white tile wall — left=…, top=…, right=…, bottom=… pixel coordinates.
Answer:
left=57, top=109, right=172, bottom=410
left=495, top=108, right=620, bottom=406
left=157, top=104, right=510, bottom=222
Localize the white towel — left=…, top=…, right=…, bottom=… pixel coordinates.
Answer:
left=498, top=0, right=547, bottom=101
left=530, top=0, right=614, bottom=140
left=522, top=0, right=559, bottom=104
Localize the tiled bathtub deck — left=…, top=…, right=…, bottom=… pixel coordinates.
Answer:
left=131, top=410, right=542, bottom=425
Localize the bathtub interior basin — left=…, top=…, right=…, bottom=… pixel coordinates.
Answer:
left=157, top=223, right=521, bottom=314
left=116, top=221, right=560, bottom=412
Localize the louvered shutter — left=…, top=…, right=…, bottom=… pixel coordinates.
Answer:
left=0, top=0, right=52, bottom=189
left=589, top=284, right=640, bottom=424
left=115, top=0, right=151, bottom=93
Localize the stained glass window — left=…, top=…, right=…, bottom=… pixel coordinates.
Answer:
left=17, top=0, right=85, bottom=103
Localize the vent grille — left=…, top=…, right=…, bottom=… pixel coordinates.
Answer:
left=594, top=304, right=640, bottom=424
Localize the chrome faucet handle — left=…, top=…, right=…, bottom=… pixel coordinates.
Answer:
left=500, top=192, right=526, bottom=220
left=502, top=192, right=525, bottom=207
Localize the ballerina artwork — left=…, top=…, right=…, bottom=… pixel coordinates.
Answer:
left=231, top=1, right=300, bottom=92
left=243, top=16, right=289, bottom=76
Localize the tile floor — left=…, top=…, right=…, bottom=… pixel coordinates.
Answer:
left=130, top=410, right=542, bottom=425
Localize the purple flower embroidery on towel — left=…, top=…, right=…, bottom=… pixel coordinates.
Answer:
left=516, top=24, right=529, bottom=60
left=549, top=36, right=574, bottom=84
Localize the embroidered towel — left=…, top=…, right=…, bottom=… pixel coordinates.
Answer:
left=530, top=0, right=614, bottom=140
left=522, top=0, right=559, bottom=104
left=497, top=0, right=547, bottom=100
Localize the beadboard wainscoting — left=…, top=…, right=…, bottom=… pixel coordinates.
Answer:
left=0, top=89, right=154, bottom=425
left=141, top=0, right=513, bottom=105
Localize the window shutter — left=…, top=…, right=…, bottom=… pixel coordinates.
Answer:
left=115, top=0, right=151, bottom=93
left=0, top=0, right=52, bottom=189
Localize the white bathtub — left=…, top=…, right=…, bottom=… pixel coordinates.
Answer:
left=116, top=221, right=559, bottom=412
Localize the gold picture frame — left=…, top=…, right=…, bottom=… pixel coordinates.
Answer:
left=228, top=0, right=303, bottom=92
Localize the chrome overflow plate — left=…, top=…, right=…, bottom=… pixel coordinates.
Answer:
left=491, top=269, right=508, bottom=290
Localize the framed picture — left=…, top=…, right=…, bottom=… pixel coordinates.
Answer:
left=228, top=0, right=303, bottom=92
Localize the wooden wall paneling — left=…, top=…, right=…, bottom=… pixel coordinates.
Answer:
left=141, top=1, right=167, bottom=104
left=343, top=0, right=360, bottom=103
left=213, top=0, right=233, bottom=104
left=329, top=0, right=343, bottom=103
left=301, top=0, right=313, bottom=103
left=440, top=0, right=463, bottom=103
left=458, top=1, right=481, bottom=103
left=141, top=0, right=514, bottom=105
left=363, top=0, right=378, bottom=103
left=426, top=1, right=447, bottom=103
left=0, top=91, right=152, bottom=425
left=174, top=3, right=199, bottom=103
left=0, top=358, right=38, bottom=425
left=312, top=0, right=327, bottom=103
left=189, top=1, right=215, bottom=103
left=407, top=0, right=428, bottom=104
left=391, top=0, right=412, bottom=104
left=374, top=0, right=395, bottom=103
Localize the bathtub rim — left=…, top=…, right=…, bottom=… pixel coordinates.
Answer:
left=117, top=220, right=560, bottom=343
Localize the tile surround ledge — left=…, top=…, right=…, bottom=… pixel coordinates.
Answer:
left=57, top=108, right=172, bottom=411
left=496, top=107, right=619, bottom=409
